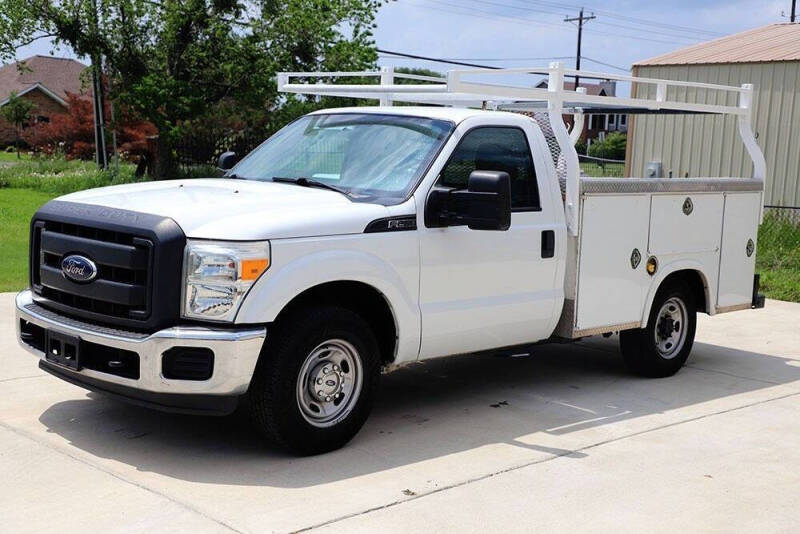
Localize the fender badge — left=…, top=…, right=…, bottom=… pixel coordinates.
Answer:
left=630, top=248, right=641, bottom=269
left=682, top=197, right=693, bottom=215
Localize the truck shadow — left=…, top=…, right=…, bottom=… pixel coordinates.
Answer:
left=38, top=336, right=800, bottom=488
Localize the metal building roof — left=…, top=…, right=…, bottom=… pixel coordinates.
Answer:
left=634, top=23, right=800, bottom=66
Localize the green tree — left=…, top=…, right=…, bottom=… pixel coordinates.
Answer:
left=394, top=67, right=443, bottom=84
left=1, top=91, right=34, bottom=158
left=0, top=0, right=383, bottom=177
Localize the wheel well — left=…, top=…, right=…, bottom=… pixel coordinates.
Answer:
left=658, top=270, right=708, bottom=314
left=274, top=281, right=398, bottom=365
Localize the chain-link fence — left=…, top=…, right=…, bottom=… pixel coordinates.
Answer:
left=757, top=205, right=800, bottom=302
left=761, top=206, right=800, bottom=246
left=578, top=154, right=625, bottom=177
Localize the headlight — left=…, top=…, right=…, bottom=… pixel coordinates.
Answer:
left=182, top=240, right=270, bottom=322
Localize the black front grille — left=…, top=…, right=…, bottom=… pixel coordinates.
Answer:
left=34, top=221, right=153, bottom=321
left=30, top=200, right=186, bottom=331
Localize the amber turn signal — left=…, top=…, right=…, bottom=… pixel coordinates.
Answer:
left=646, top=256, right=658, bottom=276
left=241, top=258, right=270, bottom=280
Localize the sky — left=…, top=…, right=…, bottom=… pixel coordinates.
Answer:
left=374, top=0, right=789, bottom=74
left=12, top=0, right=792, bottom=80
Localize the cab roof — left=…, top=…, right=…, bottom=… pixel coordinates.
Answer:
left=307, top=106, right=519, bottom=124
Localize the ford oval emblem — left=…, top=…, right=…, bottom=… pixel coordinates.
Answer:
left=61, top=255, right=98, bottom=283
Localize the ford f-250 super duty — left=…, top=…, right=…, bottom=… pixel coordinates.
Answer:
left=16, top=64, right=766, bottom=454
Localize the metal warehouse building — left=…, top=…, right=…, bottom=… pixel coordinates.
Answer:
left=625, top=23, right=800, bottom=207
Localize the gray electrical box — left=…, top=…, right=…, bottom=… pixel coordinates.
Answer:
left=645, top=161, right=664, bottom=178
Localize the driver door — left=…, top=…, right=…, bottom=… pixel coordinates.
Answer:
left=417, top=119, right=561, bottom=359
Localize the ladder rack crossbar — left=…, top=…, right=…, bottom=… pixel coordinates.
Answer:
left=278, top=63, right=748, bottom=116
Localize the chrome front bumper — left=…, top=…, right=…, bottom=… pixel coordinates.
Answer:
left=15, top=290, right=266, bottom=406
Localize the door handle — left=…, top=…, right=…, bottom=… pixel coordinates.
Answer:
left=542, top=230, right=555, bottom=258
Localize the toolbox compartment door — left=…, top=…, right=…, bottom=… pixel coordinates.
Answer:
left=648, top=194, right=724, bottom=255
left=576, top=195, right=650, bottom=331
left=717, top=192, right=761, bottom=308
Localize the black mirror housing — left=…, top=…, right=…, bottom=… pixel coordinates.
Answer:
left=425, top=170, right=512, bottom=231
left=217, top=151, right=238, bottom=171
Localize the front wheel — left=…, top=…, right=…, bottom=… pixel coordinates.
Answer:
left=248, top=305, right=381, bottom=455
left=619, top=281, right=697, bottom=377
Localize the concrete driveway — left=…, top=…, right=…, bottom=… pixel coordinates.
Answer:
left=1, top=292, right=799, bottom=533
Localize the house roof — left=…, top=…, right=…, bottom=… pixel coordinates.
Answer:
left=0, top=55, right=88, bottom=106
left=535, top=80, right=615, bottom=96
left=635, top=23, right=800, bottom=66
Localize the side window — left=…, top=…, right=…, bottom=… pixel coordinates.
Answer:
left=439, top=127, right=540, bottom=210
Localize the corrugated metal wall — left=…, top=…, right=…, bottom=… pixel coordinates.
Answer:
left=627, top=62, right=800, bottom=207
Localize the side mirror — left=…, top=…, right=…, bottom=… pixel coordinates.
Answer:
left=217, top=151, right=238, bottom=171
left=425, top=170, right=511, bottom=231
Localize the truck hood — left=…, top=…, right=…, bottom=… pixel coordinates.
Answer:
left=58, top=179, right=392, bottom=239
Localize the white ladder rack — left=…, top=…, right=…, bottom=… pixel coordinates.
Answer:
left=276, top=62, right=766, bottom=236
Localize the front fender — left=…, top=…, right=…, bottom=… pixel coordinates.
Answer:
left=640, top=258, right=714, bottom=326
left=235, top=238, right=421, bottom=363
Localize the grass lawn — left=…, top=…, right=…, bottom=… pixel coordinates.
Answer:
left=0, top=157, right=140, bottom=194
left=0, top=189, right=55, bottom=292
left=0, top=150, right=31, bottom=162
left=756, top=211, right=800, bottom=302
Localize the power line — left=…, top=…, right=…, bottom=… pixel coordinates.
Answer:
left=377, top=49, right=500, bottom=69
left=519, top=0, right=724, bottom=37
left=458, top=0, right=713, bottom=39
left=379, top=51, right=630, bottom=74
left=381, top=54, right=576, bottom=62
left=581, top=56, right=630, bottom=72
left=405, top=0, right=702, bottom=45
left=455, top=0, right=703, bottom=41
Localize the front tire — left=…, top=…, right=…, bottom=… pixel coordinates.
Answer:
left=620, top=281, right=697, bottom=377
left=248, top=305, right=381, bottom=455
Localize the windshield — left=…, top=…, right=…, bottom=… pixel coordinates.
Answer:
left=230, top=113, right=454, bottom=204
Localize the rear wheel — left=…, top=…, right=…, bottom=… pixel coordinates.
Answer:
left=620, top=281, right=697, bottom=377
left=248, top=305, right=381, bottom=455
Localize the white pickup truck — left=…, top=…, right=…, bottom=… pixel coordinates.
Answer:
left=16, top=64, right=766, bottom=454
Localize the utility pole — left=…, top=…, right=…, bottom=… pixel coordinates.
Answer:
left=564, top=8, right=596, bottom=89
left=792, top=0, right=797, bottom=22
left=90, top=0, right=107, bottom=169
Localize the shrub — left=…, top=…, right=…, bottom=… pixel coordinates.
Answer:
left=22, top=93, right=156, bottom=162
left=588, top=132, right=626, bottom=160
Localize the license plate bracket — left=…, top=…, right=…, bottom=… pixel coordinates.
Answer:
left=45, top=329, right=81, bottom=371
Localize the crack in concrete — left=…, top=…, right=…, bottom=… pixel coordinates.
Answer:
left=0, top=374, right=47, bottom=383
left=297, top=390, right=800, bottom=533
left=0, top=420, right=244, bottom=533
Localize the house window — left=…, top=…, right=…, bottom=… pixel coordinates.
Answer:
left=620, top=115, right=627, bottom=126
left=589, top=114, right=607, bottom=130
left=36, top=116, right=50, bottom=124
left=609, top=114, right=616, bottom=127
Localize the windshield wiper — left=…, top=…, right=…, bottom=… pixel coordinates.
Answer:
left=271, top=177, right=353, bottom=199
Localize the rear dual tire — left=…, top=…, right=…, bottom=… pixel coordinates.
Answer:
left=620, top=281, right=697, bottom=378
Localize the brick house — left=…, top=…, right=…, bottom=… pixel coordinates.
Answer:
left=0, top=55, right=88, bottom=146
left=535, top=79, right=628, bottom=144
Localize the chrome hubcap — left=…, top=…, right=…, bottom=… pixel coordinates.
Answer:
left=296, top=339, right=362, bottom=428
left=654, top=297, right=688, bottom=359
